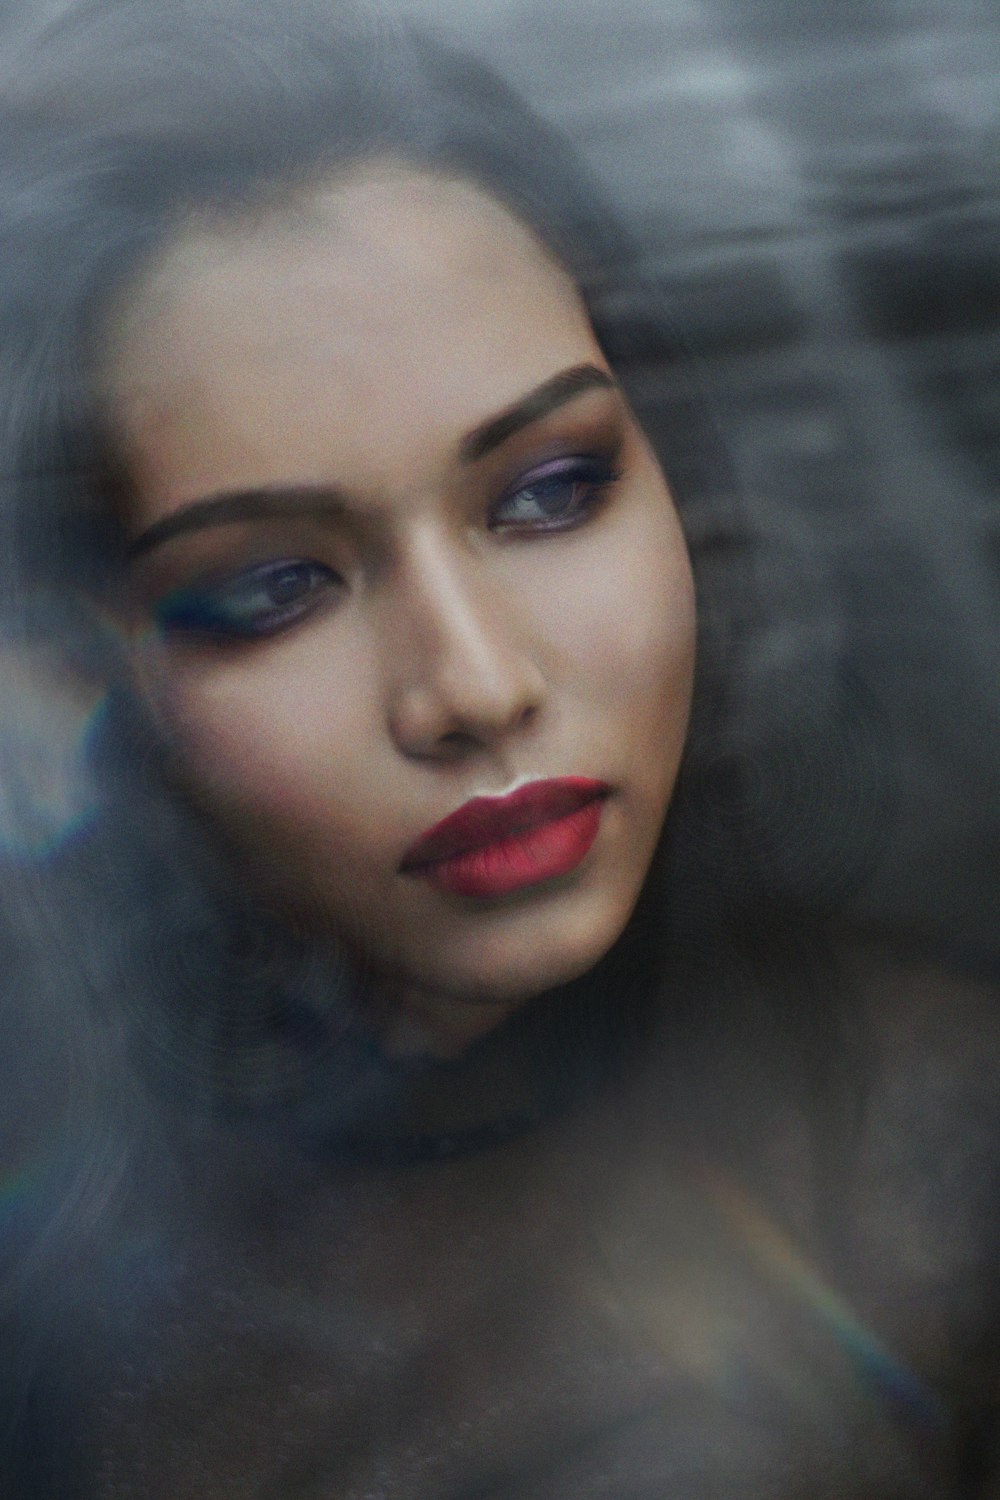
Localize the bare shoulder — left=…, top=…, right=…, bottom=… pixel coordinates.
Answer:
left=834, top=923, right=998, bottom=1024
left=827, top=925, right=1000, bottom=1374
left=833, top=921, right=1000, bottom=1172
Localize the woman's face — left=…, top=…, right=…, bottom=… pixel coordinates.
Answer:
left=106, top=164, right=695, bottom=1054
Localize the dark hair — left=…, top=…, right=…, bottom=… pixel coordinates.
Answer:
left=0, top=0, right=746, bottom=1022
left=0, top=8, right=895, bottom=1492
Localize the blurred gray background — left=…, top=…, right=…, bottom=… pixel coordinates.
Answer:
left=386, top=0, right=1000, bottom=968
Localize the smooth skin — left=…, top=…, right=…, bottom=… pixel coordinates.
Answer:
left=104, top=164, right=696, bottom=1056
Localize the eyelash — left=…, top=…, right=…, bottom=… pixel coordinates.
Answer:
left=489, top=452, right=621, bottom=533
left=154, top=452, right=622, bottom=644
left=155, top=559, right=338, bottom=642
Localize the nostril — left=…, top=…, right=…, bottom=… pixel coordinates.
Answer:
left=386, top=615, right=546, bottom=757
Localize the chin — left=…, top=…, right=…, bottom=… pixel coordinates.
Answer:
left=424, top=891, right=635, bottom=1010
left=360, top=887, right=639, bottom=1058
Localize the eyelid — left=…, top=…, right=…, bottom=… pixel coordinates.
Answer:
left=508, top=454, right=595, bottom=488
left=498, top=426, right=624, bottom=489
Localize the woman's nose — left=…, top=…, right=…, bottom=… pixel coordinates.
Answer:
left=384, top=538, right=546, bottom=761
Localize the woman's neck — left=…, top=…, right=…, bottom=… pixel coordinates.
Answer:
left=275, top=927, right=660, bottom=1166
left=370, top=978, right=533, bottom=1061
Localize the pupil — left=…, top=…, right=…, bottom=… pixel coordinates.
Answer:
left=531, top=477, right=573, bottom=511
left=265, top=564, right=310, bottom=607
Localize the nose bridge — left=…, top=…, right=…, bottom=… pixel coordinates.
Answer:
left=403, top=522, right=501, bottom=659
left=384, top=521, right=542, bottom=754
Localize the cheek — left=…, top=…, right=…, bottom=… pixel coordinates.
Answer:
left=145, top=634, right=385, bottom=870
left=533, top=495, right=695, bottom=749
left=601, top=543, right=693, bottom=709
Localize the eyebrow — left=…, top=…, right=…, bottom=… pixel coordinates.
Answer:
left=126, top=360, right=616, bottom=559
left=458, top=361, right=614, bottom=464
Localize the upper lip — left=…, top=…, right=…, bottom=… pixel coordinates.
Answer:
left=399, top=777, right=611, bottom=870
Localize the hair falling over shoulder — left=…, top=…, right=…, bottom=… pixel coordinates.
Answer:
left=0, top=0, right=876, bottom=1355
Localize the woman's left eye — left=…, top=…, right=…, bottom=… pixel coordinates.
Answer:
left=490, top=454, right=621, bottom=533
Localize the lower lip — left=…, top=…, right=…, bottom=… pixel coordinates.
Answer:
left=414, top=798, right=606, bottom=899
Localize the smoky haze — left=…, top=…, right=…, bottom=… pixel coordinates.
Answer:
left=0, top=3, right=996, bottom=1495
left=390, top=0, right=1000, bottom=967
left=2, top=0, right=996, bottom=960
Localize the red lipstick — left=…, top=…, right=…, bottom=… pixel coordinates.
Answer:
left=399, top=777, right=610, bottom=899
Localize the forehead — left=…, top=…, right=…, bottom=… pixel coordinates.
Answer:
left=105, top=165, right=601, bottom=513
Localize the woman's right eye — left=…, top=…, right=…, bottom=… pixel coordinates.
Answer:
left=154, top=559, right=341, bottom=641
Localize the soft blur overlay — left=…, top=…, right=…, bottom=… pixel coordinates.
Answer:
left=3, top=0, right=995, bottom=960
left=0, top=2, right=995, bottom=1490
left=377, top=0, right=999, bottom=969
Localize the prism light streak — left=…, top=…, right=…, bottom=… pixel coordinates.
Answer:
left=698, top=1161, right=947, bottom=1433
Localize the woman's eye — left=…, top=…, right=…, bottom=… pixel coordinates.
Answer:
left=154, top=559, right=341, bottom=641
left=490, top=454, right=621, bottom=533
